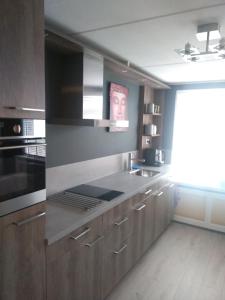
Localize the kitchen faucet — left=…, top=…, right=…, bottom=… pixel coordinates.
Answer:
left=128, top=152, right=145, bottom=171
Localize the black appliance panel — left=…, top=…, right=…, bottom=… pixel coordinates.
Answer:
left=66, top=184, right=124, bottom=201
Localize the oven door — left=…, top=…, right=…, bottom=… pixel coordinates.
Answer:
left=0, top=141, right=46, bottom=216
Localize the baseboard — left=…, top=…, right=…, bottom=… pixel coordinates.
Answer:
left=173, top=215, right=225, bottom=233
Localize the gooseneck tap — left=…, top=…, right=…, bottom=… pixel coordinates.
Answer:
left=128, top=152, right=145, bottom=171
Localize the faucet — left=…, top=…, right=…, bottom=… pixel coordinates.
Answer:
left=128, top=152, right=145, bottom=171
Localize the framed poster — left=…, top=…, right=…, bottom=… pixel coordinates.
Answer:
left=109, top=82, right=129, bottom=132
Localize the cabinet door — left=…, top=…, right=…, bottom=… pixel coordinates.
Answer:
left=0, top=0, right=45, bottom=119
left=47, top=216, right=104, bottom=300
left=102, top=236, right=134, bottom=298
left=167, top=183, right=175, bottom=224
left=132, top=193, right=155, bottom=261
left=0, top=203, right=46, bottom=300
left=154, top=186, right=169, bottom=240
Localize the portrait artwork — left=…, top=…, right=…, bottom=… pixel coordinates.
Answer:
left=109, top=82, right=129, bottom=132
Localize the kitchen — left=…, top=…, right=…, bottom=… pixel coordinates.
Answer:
left=1, top=1, right=225, bottom=300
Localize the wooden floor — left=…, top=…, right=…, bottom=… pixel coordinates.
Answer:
left=106, top=222, right=225, bottom=300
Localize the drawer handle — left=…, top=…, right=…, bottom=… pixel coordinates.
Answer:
left=113, top=244, right=127, bottom=255
left=84, top=235, right=104, bottom=248
left=135, top=203, right=146, bottom=211
left=114, top=217, right=129, bottom=226
left=70, top=227, right=91, bottom=241
left=4, top=106, right=45, bottom=112
left=145, top=189, right=152, bottom=195
left=157, top=191, right=164, bottom=197
left=13, top=212, right=46, bottom=226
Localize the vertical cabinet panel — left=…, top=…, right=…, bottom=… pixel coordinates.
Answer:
left=0, top=203, right=46, bottom=300
left=132, top=193, right=155, bottom=260
left=0, top=0, right=45, bottom=118
left=47, top=216, right=103, bottom=300
left=102, top=236, right=134, bottom=298
left=154, top=184, right=174, bottom=240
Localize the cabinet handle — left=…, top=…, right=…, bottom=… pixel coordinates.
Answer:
left=70, top=227, right=91, bottom=241
left=113, top=244, right=128, bottom=255
left=157, top=191, right=164, bottom=197
left=84, top=235, right=104, bottom=248
left=145, top=189, right=152, bottom=195
left=0, top=143, right=46, bottom=151
left=4, top=106, right=45, bottom=112
left=13, top=212, right=46, bottom=226
left=114, top=217, right=129, bottom=226
left=135, top=203, right=146, bottom=211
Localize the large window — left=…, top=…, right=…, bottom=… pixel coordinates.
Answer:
left=171, top=88, right=225, bottom=189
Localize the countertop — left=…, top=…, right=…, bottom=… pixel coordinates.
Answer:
left=45, top=164, right=171, bottom=245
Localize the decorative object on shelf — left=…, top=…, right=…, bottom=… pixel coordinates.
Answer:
left=144, top=124, right=157, bottom=136
left=144, top=103, right=154, bottom=114
left=175, top=23, right=225, bottom=62
left=154, top=105, right=160, bottom=114
left=109, top=82, right=129, bottom=132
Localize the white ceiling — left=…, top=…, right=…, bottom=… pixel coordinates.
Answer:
left=45, top=0, right=225, bottom=84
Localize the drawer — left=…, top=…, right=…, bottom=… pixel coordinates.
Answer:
left=47, top=215, right=103, bottom=262
left=103, top=235, right=134, bottom=298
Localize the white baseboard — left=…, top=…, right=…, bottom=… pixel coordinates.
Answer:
left=173, top=215, right=225, bottom=233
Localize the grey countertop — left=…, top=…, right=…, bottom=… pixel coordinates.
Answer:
left=45, top=164, right=171, bottom=245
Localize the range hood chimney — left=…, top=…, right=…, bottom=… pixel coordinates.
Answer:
left=45, top=32, right=129, bottom=128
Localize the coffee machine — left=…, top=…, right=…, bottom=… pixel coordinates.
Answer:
left=143, top=148, right=165, bottom=166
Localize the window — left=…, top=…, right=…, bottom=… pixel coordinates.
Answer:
left=171, top=88, right=225, bottom=189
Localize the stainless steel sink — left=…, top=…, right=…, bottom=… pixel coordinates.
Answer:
left=129, top=169, right=160, bottom=178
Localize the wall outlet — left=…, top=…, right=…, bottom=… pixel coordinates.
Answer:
left=146, top=138, right=151, bottom=144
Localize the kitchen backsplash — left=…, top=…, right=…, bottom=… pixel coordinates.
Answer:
left=46, top=151, right=137, bottom=196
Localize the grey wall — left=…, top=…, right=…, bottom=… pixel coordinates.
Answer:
left=163, top=82, right=225, bottom=162
left=46, top=68, right=140, bottom=168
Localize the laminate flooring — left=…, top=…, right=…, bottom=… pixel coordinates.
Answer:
left=106, top=222, right=225, bottom=300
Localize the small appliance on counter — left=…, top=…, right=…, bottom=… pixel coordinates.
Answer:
left=143, top=148, right=165, bottom=167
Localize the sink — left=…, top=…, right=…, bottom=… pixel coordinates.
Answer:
left=129, top=169, right=160, bottom=178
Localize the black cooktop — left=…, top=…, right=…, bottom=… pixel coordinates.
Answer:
left=66, top=184, right=124, bottom=201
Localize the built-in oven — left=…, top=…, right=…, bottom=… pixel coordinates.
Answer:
left=0, top=118, right=46, bottom=216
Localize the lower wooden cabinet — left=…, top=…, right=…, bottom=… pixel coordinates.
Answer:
left=0, top=203, right=46, bottom=300
left=47, top=216, right=104, bottom=300
left=46, top=179, right=175, bottom=300
left=132, top=193, right=155, bottom=261
left=154, top=184, right=174, bottom=240
left=102, top=236, right=134, bottom=298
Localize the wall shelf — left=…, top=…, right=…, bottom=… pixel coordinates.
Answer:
left=138, top=86, right=166, bottom=155
left=143, top=113, right=162, bottom=116
left=142, top=134, right=161, bottom=137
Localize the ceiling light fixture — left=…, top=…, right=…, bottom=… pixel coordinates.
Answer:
left=175, top=23, right=225, bottom=62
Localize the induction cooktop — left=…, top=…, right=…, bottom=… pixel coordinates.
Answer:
left=66, top=184, right=124, bottom=201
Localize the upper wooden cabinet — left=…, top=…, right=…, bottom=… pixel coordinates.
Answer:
left=0, top=203, right=46, bottom=300
left=0, top=0, right=45, bottom=119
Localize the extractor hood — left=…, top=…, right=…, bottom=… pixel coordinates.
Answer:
left=45, top=32, right=129, bottom=128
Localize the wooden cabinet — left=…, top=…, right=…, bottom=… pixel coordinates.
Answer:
left=102, top=235, right=134, bottom=298
left=46, top=178, right=175, bottom=300
left=47, top=216, right=104, bottom=300
left=154, top=184, right=171, bottom=240
left=102, top=200, right=134, bottom=298
left=0, top=0, right=45, bottom=119
left=132, top=192, right=155, bottom=260
left=167, top=183, right=175, bottom=225
left=0, top=203, right=46, bottom=300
